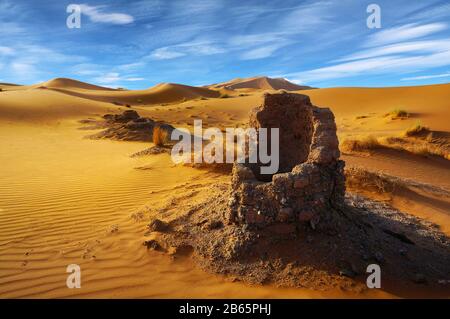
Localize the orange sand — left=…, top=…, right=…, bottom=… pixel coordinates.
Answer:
left=0, top=78, right=449, bottom=298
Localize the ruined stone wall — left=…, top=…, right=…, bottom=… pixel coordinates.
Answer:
left=228, top=92, right=345, bottom=233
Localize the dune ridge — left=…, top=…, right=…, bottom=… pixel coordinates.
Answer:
left=207, top=76, right=313, bottom=91
left=0, top=76, right=449, bottom=298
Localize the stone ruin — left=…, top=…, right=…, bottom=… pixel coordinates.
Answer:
left=227, top=92, right=345, bottom=233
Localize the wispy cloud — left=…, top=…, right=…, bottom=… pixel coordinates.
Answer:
left=336, top=40, right=450, bottom=62
left=0, top=46, right=15, bottom=56
left=93, top=72, right=145, bottom=84
left=79, top=4, right=134, bottom=25
left=149, top=41, right=224, bottom=60
left=365, top=23, right=447, bottom=47
left=241, top=43, right=288, bottom=60
left=289, top=49, right=450, bottom=83
left=401, top=72, right=450, bottom=81
left=150, top=47, right=186, bottom=60
left=280, top=1, right=333, bottom=33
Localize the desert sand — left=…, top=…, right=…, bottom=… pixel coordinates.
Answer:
left=0, top=77, right=449, bottom=298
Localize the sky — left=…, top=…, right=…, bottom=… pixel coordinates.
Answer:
left=0, top=0, right=450, bottom=89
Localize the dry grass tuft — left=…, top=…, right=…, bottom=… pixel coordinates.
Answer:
left=340, top=136, right=382, bottom=153
left=152, top=126, right=168, bottom=147
left=384, top=109, right=409, bottom=119
left=403, top=122, right=430, bottom=137
left=345, top=166, right=450, bottom=197
left=345, top=167, right=396, bottom=194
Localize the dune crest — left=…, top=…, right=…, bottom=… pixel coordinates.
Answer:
left=207, top=76, right=313, bottom=91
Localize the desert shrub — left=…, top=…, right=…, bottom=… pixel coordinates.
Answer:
left=404, top=122, right=430, bottom=137
left=220, top=93, right=230, bottom=98
left=200, top=97, right=208, bottom=100
left=0, top=88, right=3, bottom=92
left=384, top=109, right=408, bottom=118
left=153, top=126, right=168, bottom=147
left=340, top=136, right=382, bottom=153
left=345, top=167, right=396, bottom=194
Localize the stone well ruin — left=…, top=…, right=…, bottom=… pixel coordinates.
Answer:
left=228, top=92, right=345, bottom=232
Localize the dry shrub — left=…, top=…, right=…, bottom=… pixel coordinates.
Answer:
left=384, top=109, right=409, bottom=118
left=345, top=167, right=396, bottom=194
left=153, top=126, right=168, bottom=147
left=340, top=136, right=382, bottom=153
left=345, top=166, right=450, bottom=197
left=403, top=123, right=430, bottom=137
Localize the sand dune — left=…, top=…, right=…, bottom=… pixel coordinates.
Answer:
left=0, top=80, right=222, bottom=121
left=0, top=76, right=449, bottom=298
left=207, top=76, right=313, bottom=91
left=38, top=78, right=116, bottom=91
left=302, top=84, right=450, bottom=133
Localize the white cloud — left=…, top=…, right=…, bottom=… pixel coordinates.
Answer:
left=336, top=40, right=450, bottom=62
left=280, top=1, right=333, bottom=33
left=401, top=72, right=450, bottom=81
left=0, top=46, right=15, bottom=56
left=79, top=4, right=134, bottom=25
left=0, top=22, right=25, bottom=35
left=149, top=41, right=224, bottom=60
left=150, top=47, right=186, bottom=60
left=93, top=72, right=145, bottom=84
left=11, top=62, right=37, bottom=76
left=241, top=43, right=287, bottom=60
left=289, top=49, right=450, bottom=82
left=366, top=23, right=447, bottom=47
left=125, top=77, right=145, bottom=81
left=228, top=33, right=282, bottom=47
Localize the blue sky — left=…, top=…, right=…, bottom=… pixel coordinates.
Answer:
left=0, top=0, right=449, bottom=89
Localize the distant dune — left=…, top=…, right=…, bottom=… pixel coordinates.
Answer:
left=302, top=83, right=450, bottom=132
left=38, top=78, right=116, bottom=91
left=1, top=75, right=449, bottom=298
left=207, top=76, right=313, bottom=91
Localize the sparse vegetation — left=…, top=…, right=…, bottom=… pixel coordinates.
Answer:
left=153, top=126, right=168, bottom=147
left=355, top=115, right=369, bottom=120
left=219, top=93, right=230, bottom=99
left=340, top=129, right=449, bottom=160
left=384, top=109, right=409, bottom=119
left=403, top=122, right=430, bottom=137
left=200, top=97, right=208, bottom=100
left=137, top=98, right=143, bottom=103
left=345, top=166, right=450, bottom=197
left=345, top=167, right=396, bottom=194
left=340, top=136, right=382, bottom=153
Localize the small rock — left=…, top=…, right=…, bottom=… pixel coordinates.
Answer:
left=148, top=219, right=169, bottom=232
left=143, top=240, right=163, bottom=251
left=109, top=224, right=119, bottom=233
